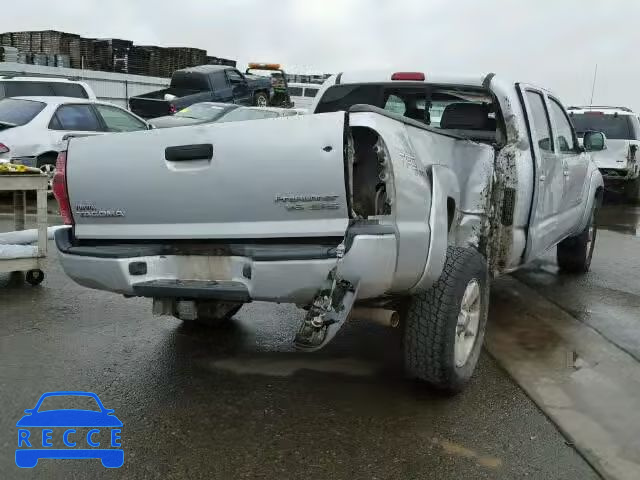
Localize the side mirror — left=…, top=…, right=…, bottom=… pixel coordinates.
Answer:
left=584, top=131, right=606, bottom=152
left=24, top=409, right=33, bottom=414
left=147, top=123, right=155, bottom=130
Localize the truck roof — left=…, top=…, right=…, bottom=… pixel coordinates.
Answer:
left=11, top=95, right=125, bottom=107
left=0, top=76, right=87, bottom=83
left=336, top=70, right=490, bottom=88
left=178, top=65, right=232, bottom=74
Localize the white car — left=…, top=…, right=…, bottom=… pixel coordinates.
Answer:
left=0, top=96, right=150, bottom=187
left=0, top=76, right=96, bottom=100
left=286, top=82, right=320, bottom=111
left=568, top=106, right=640, bottom=201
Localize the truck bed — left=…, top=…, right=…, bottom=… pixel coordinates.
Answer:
left=129, top=88, right=200, bottom=118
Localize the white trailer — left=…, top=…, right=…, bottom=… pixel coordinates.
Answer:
left=0, top=61, right=169, bottom=109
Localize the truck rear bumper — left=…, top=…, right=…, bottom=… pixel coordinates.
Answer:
left=55, top=227, right=397, bottom=304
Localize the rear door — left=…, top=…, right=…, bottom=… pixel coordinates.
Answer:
left=226, top=70, right=251, bottom=105
left=67, top=112, right=350, bottom=240
left=520, top=87, right=567, bottom=260
left=47, top=103, right=104, bottom=146
left=547, top=97, right=588, bottom=212
left=211, top=71, right=233, bottom=102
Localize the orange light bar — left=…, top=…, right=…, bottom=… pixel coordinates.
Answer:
left=248, top=62, right=281, bottom=70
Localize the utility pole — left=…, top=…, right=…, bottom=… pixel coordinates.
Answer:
left=589, top=64, right=598, bottom=106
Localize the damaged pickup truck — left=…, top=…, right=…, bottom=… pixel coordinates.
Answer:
left=53, top=71, right=604, bottom=392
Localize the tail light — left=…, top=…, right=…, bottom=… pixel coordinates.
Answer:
left=391, top=72, right=425, bottom=81
left=0, top=143, right=9, bottom=154
left=169, top=105, right=177, bottom=115
left=52, top=151, right=74, bottom=225
left=629, top=144, right=638, bottom=162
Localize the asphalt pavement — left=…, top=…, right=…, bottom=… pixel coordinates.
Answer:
left=2, top=201, right=636, bottom=479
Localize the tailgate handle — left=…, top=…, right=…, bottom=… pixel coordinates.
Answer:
left=165, top=144, right=213, bottom=162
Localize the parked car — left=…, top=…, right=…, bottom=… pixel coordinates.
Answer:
left=53, top=70, right=603, bottom=393
left=0, top=76, right=96, bottom=100
left=129, top=65, right=273, bottom=119
left=568, top=106, right=640, bottom=202
left=287, top=82, right=320, bottom=111
left=0, top=96, right=150, bottom=188
left=150, top=103, right=300, bottom=128
left=150, top=102, right=238, bottom=128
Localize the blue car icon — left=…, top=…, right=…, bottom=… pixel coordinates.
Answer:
left=16, top=391, right=123, bottom=468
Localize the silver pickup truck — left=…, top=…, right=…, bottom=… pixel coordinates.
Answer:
left=53, top=71, right=604, bottom=392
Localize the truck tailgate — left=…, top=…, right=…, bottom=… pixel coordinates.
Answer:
left=67, top=112, right=350, bottom=240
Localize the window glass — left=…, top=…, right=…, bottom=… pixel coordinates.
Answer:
left=51, top=83, right=89, bottom=98
left=569, top=113, right=633, bottom=140
left=170, top=71, right=210, bottom=90
left=3, top=81, right=54, bottom=97
left=217, top=108, right=278, bottom=123
left=226, top=70, right=244, bottom=84
left=630, top=116, right=640, bottom=140
left=315, top=85, right=383, bottom=113
left=384, top=94, right=406, bottom=115
left=176, top=103, right=228, bottom=120
left=525, top=91, right=553, bottom=151
left=95, top=105, right=147, bottom=132
left=0, top=98, right=45, bottom=126
left=52, top=104, right=102, bottom=131
left=288, top=87, right=303, bottom=96
left=212, top=72, right=228, bottom=90
left=548, top=99, right=576, bottom=153
left=304, top=88, right=318, bottom=98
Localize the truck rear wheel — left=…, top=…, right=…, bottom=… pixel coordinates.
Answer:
left=403, top=247, right=489, bottom=393
left=623, top=177, right=640, bottom=203
left=557, top=199, right=598, bottom=273
left=253, top=91, right=269, bottom=107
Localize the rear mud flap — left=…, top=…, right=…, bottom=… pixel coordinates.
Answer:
left=294, top=267, right=359, bottom=352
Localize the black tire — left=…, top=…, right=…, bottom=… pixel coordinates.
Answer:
left=179, top=301, right=243, bottom=327
left=623, top=177, right=640, bottom=204
left=25, top=269, right=45, bottom=286
left=403, top=247, right=489, bottom=393
left=253, top=91, right=269, bottom=107
left=557, top=199, right=598, bottom=274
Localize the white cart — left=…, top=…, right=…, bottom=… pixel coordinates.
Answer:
left=0, top=174, right=48, bottom=285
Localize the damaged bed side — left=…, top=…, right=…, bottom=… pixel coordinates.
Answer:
left=295, top=96, right=521, bottom=350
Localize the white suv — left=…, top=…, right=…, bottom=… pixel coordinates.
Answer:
left=568, top=106, right=640, bottom=202
left=0, top=76, right=96, bottom=101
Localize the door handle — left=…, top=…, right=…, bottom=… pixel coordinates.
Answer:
left=165, top=144, right=213, bottom=162
left=539, top=174, right=546, bottom=182
left=563, top=170, right=570, bottom=177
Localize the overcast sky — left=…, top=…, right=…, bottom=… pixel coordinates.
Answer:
left=5, top=0, right=640, bottom=110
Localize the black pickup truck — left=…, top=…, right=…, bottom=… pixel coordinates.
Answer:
left=129, top=65, right=273, bottom=119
